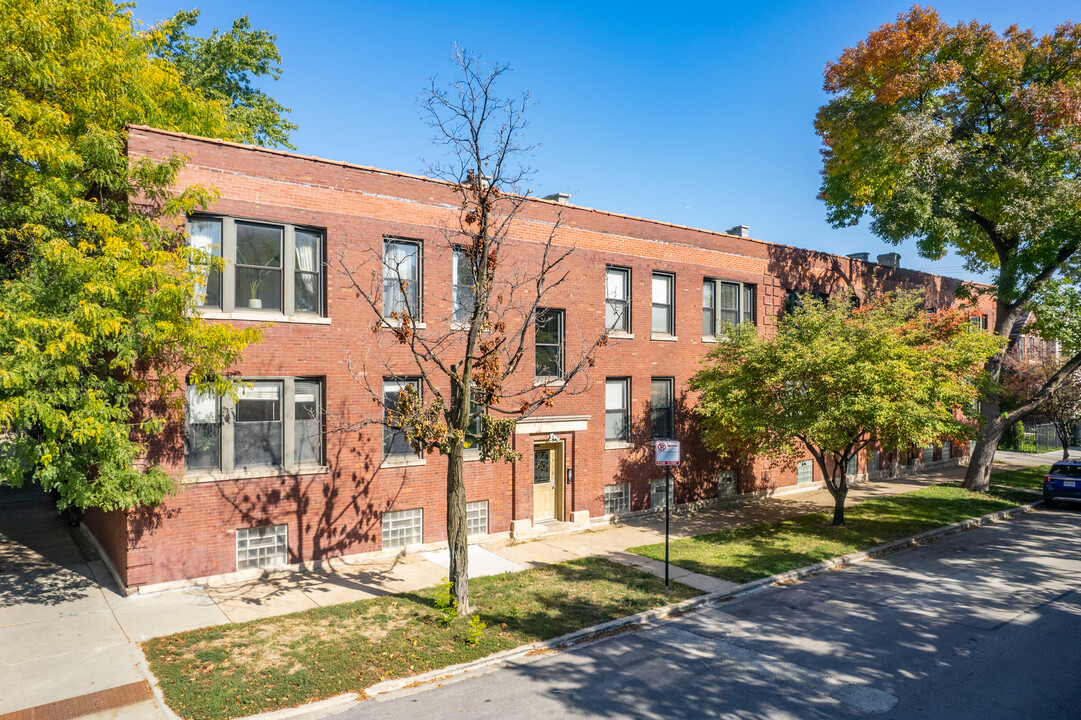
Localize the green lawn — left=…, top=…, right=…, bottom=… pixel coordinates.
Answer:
left=990, top=465, right=1051, bottom=490
left=628, top=484, right=1036, bottom=584
left=142, top=557, right=699, bottom=720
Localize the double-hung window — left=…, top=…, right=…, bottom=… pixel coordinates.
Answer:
left=650, top=378, right=674, bottom=440
left=188, top=217, right=325, bottom=317
left=383, top=238, right=422, bottom=321
left=535, top=309, right=565, bottom=380
left=452, top=246, right=476, bottom=325
left=605, top=378, right=630, bottom=443
left=605, top=267, right=631, bottom=333
left=185, top=378, right=325, bottom=475
left=703, top=279, right=755, bottom=336
left=383, top=378, right=421, bottom=459
left=651, top=272, right=675, bottom=336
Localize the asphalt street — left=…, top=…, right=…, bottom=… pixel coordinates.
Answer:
left=333, top=509, right=1081, bottom=720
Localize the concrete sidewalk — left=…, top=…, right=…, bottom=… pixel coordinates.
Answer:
left=0, top=453, right=1052, bottom=719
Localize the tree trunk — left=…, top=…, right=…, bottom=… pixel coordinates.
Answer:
left=1054, top=420, right=1072, bottom=460
left=964, top=410, right=1006, bottom=491
left=446, top=442, right=470, bottom=615
left=831, top=487, right=847, bottom=526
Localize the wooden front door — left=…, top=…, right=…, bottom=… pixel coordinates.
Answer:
left=532, top=442, right=564, bottom=521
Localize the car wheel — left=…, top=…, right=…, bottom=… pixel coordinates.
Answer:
left=1043, top=498, right=1057, bottom=509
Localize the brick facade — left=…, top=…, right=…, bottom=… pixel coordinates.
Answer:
left=93, top=126, right=996, bottom=591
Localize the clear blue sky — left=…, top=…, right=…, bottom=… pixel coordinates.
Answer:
left=132, top=1, right=1078, bottom=283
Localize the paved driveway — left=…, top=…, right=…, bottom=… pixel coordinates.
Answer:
left=333, top=508, right=1081, bottom=719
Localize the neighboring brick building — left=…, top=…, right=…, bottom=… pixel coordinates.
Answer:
left=81, top=126, right=996, bottom=593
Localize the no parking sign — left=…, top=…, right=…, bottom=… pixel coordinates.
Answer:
left=655, top=440, right=680, bottom=466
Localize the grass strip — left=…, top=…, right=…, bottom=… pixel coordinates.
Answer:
left=990, top=465, right=1051, bottom=490
left=628, top=484, right=1036, bottom=585
left=142, top=557, right=699, bottom=720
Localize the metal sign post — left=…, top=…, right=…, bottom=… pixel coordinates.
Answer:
left=654, top=441, right=681, bottom=593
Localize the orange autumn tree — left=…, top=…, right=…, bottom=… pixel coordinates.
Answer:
left=816, top=6, right=1081, bottom=491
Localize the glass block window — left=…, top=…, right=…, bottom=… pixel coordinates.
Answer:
left=604, top=483, right=631, bottom=515
left=942, top=441, right=952, bottom=459
left=797, top=459, right=814, bottom=484
left=923, top=445, right=934, bottom=464
left=235, top=381, right=283, bottom=469
left=650, top=478, right=672, bottom=509
left=605, top=378, right=630, bottom=442
left=466, top=500, right=488, bottom=537
left=605, top=266, right=630, bottom=332
left=236, top=524, right=288, bottom=570
left=382, top=508, right=423, bottom=549
left=870, top=450, right=881, bottom=473
left=846, top=454, right=858, bottom=477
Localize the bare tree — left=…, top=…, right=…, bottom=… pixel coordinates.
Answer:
left=335, top=47, right=607, bottom=614
left=1003, top=352, right=1081, bottom=460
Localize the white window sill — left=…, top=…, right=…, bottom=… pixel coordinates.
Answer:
left=533, top=377, right=566, bottom=387
left=702, top=335, right=718, bottom=344
left=199, top=309, right=331, bottom=325
left=463, top=448, right=482, bottom=462
left=651, top=333, right=678, bottom=342
left=450, top=321, right=472, bottom=331
left=380, top=455, right=426, bottom=469
left=185, top=465, right=329, bottom=484
left=604, top=440, right=633, bottom=450
left=382, top=320, right=428, bottom=330
left=607, top=331, right=634, bottom=340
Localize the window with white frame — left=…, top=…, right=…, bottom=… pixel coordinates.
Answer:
left=383, top=238, right=422, bottom=321
left=236, top=524, right=288, bottom=570
left=188, top=217, right=324, bottom=316
left=383, top=378, right=421, bottom=458
left=703, top=279, right=755, bottom=335
left=604, top=483, right=631, bottom=515
left=452, top=246, right=476, bottom=324
left=466, top=500, right=489, bottom=537
left=650, top=478, right=672, bottom=509
left=535, top=309, right=564, bottom=379
left=797, top=459, right=814, bottom=484
left=605, top=378, right=630, bottom=443
left=651, top=272, right=674, bottom=335
left=185, top=378, right=324, bottom=474
left=650, top=378, right=674, bottom=440
left=605, top=267, right=631, bottom=333
left=923, top=445, right=934, bottom=464
left=382, top=508, right=423, bottom=548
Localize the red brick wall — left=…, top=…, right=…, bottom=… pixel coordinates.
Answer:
left=111, top=126, right=997, bottom=587
left=82, top=508, right=129, bottom=586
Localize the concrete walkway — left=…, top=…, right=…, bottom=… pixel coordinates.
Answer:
left=0, top=454, right=1053, bottom=719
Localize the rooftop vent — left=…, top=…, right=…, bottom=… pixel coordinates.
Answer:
left=877, top=252, right=901, bottom=268
left=847, top=252, right=870, bottom=262
left=726, top=225, right=750, bottom=238
left=543, top=192, right=571, bottom=204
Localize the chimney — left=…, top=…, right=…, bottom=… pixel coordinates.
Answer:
left=877, top=252, right=901, bottom=268
left=847, top=252, right=870, bottom=262
left=543, top=192, right=571, bottom=204
left=726, top=225, right=750, bottom=238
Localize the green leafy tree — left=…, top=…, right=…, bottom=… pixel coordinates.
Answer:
left=815, top=6, right=1081, bottom=490
left=338, top=48, right=607, bottom=614
left=149, top=9, right=296, bottom=149
left=689, top=292, right=1004, bottom=525
left=0, top=0, right=289, bottom=510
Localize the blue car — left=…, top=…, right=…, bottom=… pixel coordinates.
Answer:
left=1043, top=460, right=1081, bottom=507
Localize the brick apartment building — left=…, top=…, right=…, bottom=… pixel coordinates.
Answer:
left=81, top=126, right=997, bottom=593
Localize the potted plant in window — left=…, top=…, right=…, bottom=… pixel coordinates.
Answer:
left=235, top=246, right=274, bottom=309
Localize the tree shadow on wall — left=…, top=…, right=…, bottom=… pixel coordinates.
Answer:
left=611, top=390, right=745, bottom=509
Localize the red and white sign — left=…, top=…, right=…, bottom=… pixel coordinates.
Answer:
left=655, top=440, right=681, bottom=466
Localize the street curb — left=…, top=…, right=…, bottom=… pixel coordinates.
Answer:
left=237, top=498, right=1043, bottom=717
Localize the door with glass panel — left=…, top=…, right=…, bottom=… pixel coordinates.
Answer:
left=532, top=442, right=564, bottom=521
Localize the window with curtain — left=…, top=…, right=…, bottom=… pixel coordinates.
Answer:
left=188, top=218, right=222, bottom=308
left=294, top=229, right=322, bottom=315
